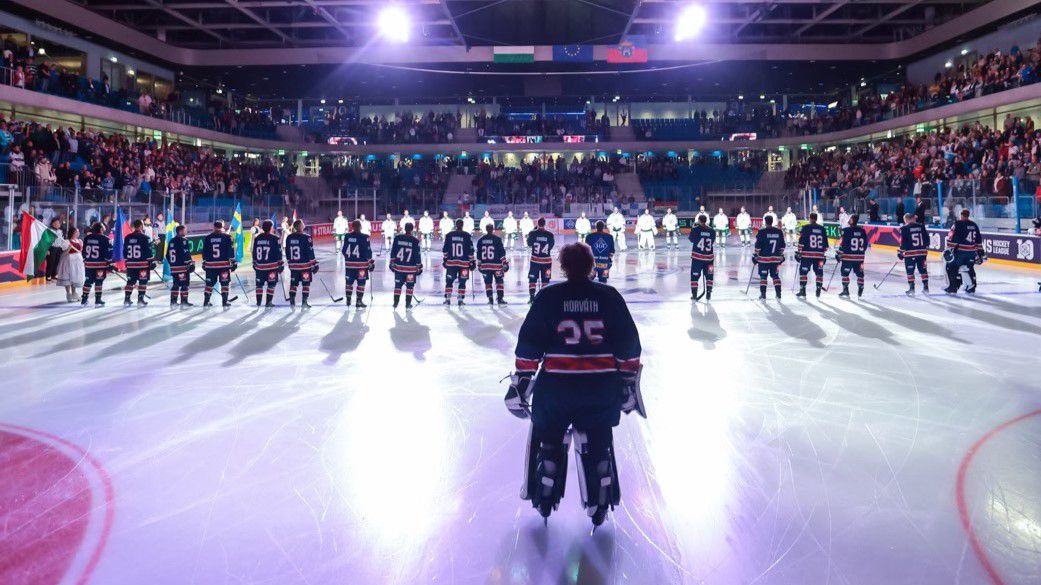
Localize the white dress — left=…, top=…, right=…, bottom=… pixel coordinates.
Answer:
left=56, top=237, right=85, bottom=287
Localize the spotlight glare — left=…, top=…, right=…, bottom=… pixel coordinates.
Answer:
left=674, top=4, right=708, bottom=42
left=378, top=5, right=411, bottom=43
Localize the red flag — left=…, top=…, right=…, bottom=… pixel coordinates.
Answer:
left=607, top=36, right=648, bottom=64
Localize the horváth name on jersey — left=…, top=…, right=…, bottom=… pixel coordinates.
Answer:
left=564, top=299, right=600, bottom=313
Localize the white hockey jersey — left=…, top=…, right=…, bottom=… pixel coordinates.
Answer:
left=662, top=213, right=678, bottom=231
left=713, top=213, right=729, bottom=231
left=736, top=213, right=752, bottom=230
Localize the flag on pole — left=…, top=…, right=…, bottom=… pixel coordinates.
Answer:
left=17, top=211, right=58, bottom=279
left=493, top=46, right=535, bottom=64
left=110, top=208, right=130, bottom=270
left=231, top=202, right=244, bottom=263
left=607, top=36, right=648, bottom=64
left=552, top=45, right=594, bottom=62
left=162, top=200, right=178, bottom=281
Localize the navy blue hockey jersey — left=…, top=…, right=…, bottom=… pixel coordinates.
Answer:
left=285, top=232, right=316, bottom=271
left=252, top=233, right=283, bottom=271
left=390, top=234, right=422, bottom=273
left=341, top=232, right=373, bottom=270
left=123, top=232, right=153, bottom=270
left=798, top=223, right=829, bottom=259
left=688, top=224, right=714, bottom=261
left=585, top=232, right=615, bottom=263
left=443, top=230, right=475, bottom=268
left=82, top=233, right=113, bottom=269
left=476, top=233, right=507, bottom=271
left=899, top=223, right=929, bottom=257
left=166, top=235, right=193, bottom=273
left=527, top=228, right=555, bottom=266
left=838, top=226, right=869, bottom=261
left=946, top=219, right=982, bottom=253
left=202, top=232, right=235, bottom=269
left=754, top=226, right=786, bottom=263
left=515, top=279, right=641, bottom=378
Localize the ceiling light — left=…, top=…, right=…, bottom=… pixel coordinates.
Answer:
left=674, top=4, right=708, bottom=42
left=320, top=99, right=326, bottom=104
left=944, top=60, right=953, bottom=68
left=961, top=48, right=969, bottom=56
left=737, top=95, right=743, bottom=100
left=378, top=5, right=411, bottom=43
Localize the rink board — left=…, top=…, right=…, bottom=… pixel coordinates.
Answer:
left=823, top=222, right=1041, bottom=267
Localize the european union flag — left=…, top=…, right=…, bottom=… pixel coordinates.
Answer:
left=552, top=45, right=594, bottom=62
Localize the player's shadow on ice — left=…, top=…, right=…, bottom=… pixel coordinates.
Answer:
left=498, top=520, right=620, bottom=585
left=30, top=309, right=178, bottom=358
left=761, top=302, right=828, bottom=348
left=805, top=301, right=900, bottom=346
left=390, top=310, right=431, bottom=361
left=447, top=307, right=513, bottom=353
left=318, top=310, right=369, bottom=365
left=173, top=309, right=261, bottom=363
left=0, top=309, right=125, bottom=351
left=86, top=310, right=211, bottom=361
left=688, top=304, right=726, bottom=350
left=961, top=294, right=1041, bottom=320
left=930, top=296, right=1041, bottom=336
left=857, top=300, right=969, bottom=344
left=223, top=310, right=306, bottom=366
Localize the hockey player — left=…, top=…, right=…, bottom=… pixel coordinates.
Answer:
left=505, top=242, right=642, bottom=528
left=399, top=210, right=415, bottom=236
left=286, top=220, right=318, bottom=308
left=838, top=207, right=851, bottom=229
left=795, top=212, right=829, bottom=299
left=381, top=214, right=396, bottom=251
left=607, top=207, right=627, bottom=251
left=527, top=217, right=555, bottom=303
left=781, top=207, right=799, bottom=245
left=753, top=215, right=785, bottom=300
left=342, top=219, right=374, bottom=308
left=502, top=211, right=519, bottom=250
left=438, top=211, right=453, bottom=241
left=333, top=210, right=349, bottom=251
left=390, top=222, right=423, bottom=309
left=688, top=214, right=715, bottom=301
left=81, top=222, right=113, bottom=306
left=479, top=210, right=495, bottom=235
left=122, top=219, right=155, bottom=306
left=202, top=220, right=235, bottom=307
left=575, top=212, right=592, bottom=243
left=251, top=220, right=283, bottom=307
left=462, top=211, right=476, bottom=235
left=944, top=209, right=984, bottom=294
left=443, top=218, right=475, bottom=306
left=519, top=211, right=535, bottom=247
left=662, top=208, right=679, bottom=249
left=586, top=221, right=615, bottom=283
left=477, top=223, right=509, bottom=305
left=712, top=208, right=729, bottom=248
left=836, top=213, right=868, bottom=298
left=636, top=209, right=657, bottom=250
left=736, top=207, right=753, bottom=247
left=899, top=213, right=929, bottom=295
left=762, top=206, right=778, bottom=229
left=359, top=214, right=372, bottom=237
left=418, top=211, right=435, bottom=251
left=166, top=224, right=193, bottom=306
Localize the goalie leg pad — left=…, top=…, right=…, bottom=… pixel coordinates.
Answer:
left=522, top=424, right=571, bottom=518
left=572, top=427, right=620, bottom=520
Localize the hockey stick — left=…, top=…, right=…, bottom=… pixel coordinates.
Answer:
left=742, top=263, right=757, bottom=295
left=234, top=272, right=250, bottom=299
left=153, top=268, right=171, bottom=289
left=318, top=276, right=344, bottom=303
left=873, top=260, right=900, bottom=290
left=825, top=257, right=841, bottom=291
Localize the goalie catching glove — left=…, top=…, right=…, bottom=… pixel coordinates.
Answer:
left=504, top=373, right=533, bottom=419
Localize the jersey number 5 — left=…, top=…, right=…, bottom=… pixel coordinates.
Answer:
left=557, top=319, right=604, bottom=345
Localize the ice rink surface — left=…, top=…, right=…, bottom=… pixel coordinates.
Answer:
left=2, top=234, right=1040, bottom=585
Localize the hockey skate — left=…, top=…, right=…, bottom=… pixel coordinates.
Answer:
left=355, top=300, right=367, bottom=309
left=94, top=298, right=105, bottom=307
left=457, top=298, right=465, bottom=306
left=705, top=290, right=711, bottom=301
left=497, top=297, right=507, bottom=305
left=857, top=285, right=864, bottom=298
left=839, top=287, right=850, bottom=299
left=905, top=286, right=915, bottom=297
left=123, top=298, right=133, bottom=307
left=301, top=299, right=312, bottom=309
left=81, top=295, right=89, bottom=306
left=443, top=298, right=451, bottom=305
left=796, top=287, right=807, bottom=299
left=181, top=299, right=194, bottom=307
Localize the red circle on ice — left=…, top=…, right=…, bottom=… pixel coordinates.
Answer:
left=0, top=425, right=114, bottom=585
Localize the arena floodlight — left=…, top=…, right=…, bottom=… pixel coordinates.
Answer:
left=674, top=4, right=708, bottom=42
left=378, top=5, right=411, bottom=43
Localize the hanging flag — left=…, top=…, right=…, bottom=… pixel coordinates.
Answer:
left=493, top=46, right=536, bottom=64
left=552, top=45, right=594, bottom=63
left=607, top=36, right=648, bottom=64
left=231, top=202, right=244, bottom=263
left=17, top=212, right=57, bottom=279
left=162, top=200, right=178, bottom=281
left=110, top=208, right=129, bottom=270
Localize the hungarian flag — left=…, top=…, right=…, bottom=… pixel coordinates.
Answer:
left=493, top=46, right=535, bottom=64
left=17, top=211, right=57, bottom=279
left=607, top=36, right=648, bottom=64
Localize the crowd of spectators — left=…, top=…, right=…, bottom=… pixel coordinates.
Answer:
left=323, top=158, right=452, bottom=211
left=2, top=36, right=276, bottom=139
left=460, top=155, right=629, bottom=208
left=474, top=110, right=609, bottom=138
left=316, top=110, right=459, bottom=144
left=0, top=114, right=294, bottom=202
left=785, top=116, right=1041, bottom=207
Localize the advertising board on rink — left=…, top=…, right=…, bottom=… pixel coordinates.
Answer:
left=825, top=222, right=1040, bottom=266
